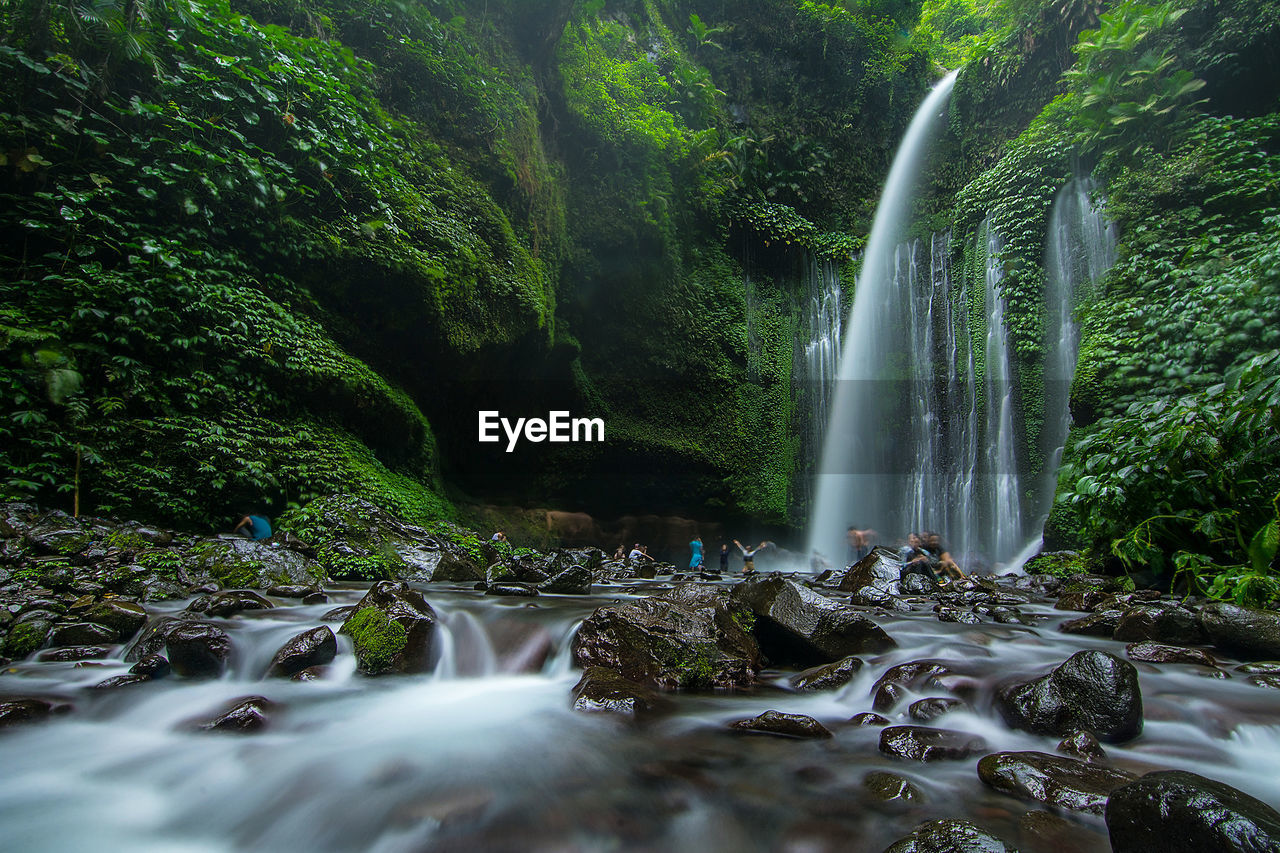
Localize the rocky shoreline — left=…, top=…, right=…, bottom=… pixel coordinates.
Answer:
left=2, top=502, right=1280, bottom=851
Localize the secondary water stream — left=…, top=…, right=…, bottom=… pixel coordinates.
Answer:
left=1, top=576, right=1277, bottom=852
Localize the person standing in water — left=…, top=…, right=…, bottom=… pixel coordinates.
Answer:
left=689, top=536, right=704, bottom=570
left=734, top=539, right=767, bottom=574
left=719, top=543, right=730, bottom=573
left=846, top=525, right=876, bottom=563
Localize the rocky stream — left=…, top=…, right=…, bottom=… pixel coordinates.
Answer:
left=1, top=503, right=1279, bottom=852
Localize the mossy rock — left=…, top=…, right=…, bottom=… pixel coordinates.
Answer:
left=2, top=620, right=52, bottom=659
left=1025, top=551, right=1098, bottom=578
left=340, top=607, right=409, bottom=675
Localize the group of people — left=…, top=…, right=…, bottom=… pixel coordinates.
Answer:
left=685, top=537, right=772, bottom=574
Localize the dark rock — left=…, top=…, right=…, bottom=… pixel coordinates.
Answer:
left=789, top=655, right=863, bottom=692
left=977, top=750, right=1137, bottom=814
left=730, top=575, right=896, bottom=666
left=165, top=621, right=233, bottom=677
left=200, top=696, right=274, bottom=733
left=194, top=537, right=323, bottom=588
left=1113, top=604, right=1205, bottom=645
left=1199, top=602, right=1280, bottom=660
left=266, top=626, right=337, bottom=678
left=395, top=535, right=482, bottom=583
left=84, top=599, right=147, bottom=642
left=540, top=564, right=593, bottom=594
left=572, top=584, right=760, bottom=691
left=873, top=680, right=909, bottom=712
left=36, top=645, right=112, bottom=662
left=1056, top=588, right=1113, bottom=612
left=1060, top=607, right=1126, bottom=637
left=320, top=605, right=357, bottom=622
left=39, top=563, right=75, bottom=591
left=1125, top=642, right=1218, bottom=668
left=991, top=607, right=1025, bottom=624
left=301, top=591, right=328, bottom=605
left=900, top=572, right=939, bottom=595
left=485, top=582, right=540, bottom=597
left=48, top=622, right=117, bottom=647
left=339, top=581, right=437, bottom=675
left=863, top=770, right=923, bottom=802
left=292, top=666, right=326, bottom=682
left=878, top=726, right=987, bottom=761
left=93, top=673, right=152, bottom=689
left=187, top=589, right=274, bottom=618
left=1250, top=674, right=1280, bottom=690
left=130, top=654, right=170, bottom=679
left=850, top=711, right=891, bottom=726
left=938, top=607, right=982, bottom=624
left=884, top=819, right=1016, bottom=852
left=1234, top=661, right=1280, bottom=674
left=1, top=618, right=51, bottom=658
left=570, top=666, right=674, bottom=719
left=838, top=547, right=903, bottom=595
left=729, top=709, right=832, bottom=739
left=1105, top=769, right=1280, bottom=853
left=996, top=650, right=1143, bottom=743
left=909, top=697, right=964, bottom=722
left=0, top=698, right=71, bottom=727
left=1057, top=729, right=1106, bottom=762
left=849, top=584, right=895, bottom=607
left=266, top=585, right=313, bottom=598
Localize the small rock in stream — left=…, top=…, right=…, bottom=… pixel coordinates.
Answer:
left=130, top=654, right=171, bottom=679
left=863, top=770, right=923, bottom=802
left=1056, top=729, right=1106, bottom=762
left=0, top=697, right=71, bottom=728
left=187, top=589, right=274, bottom=618
left=266, top=626, right=337, bottom=678
left=789, top=655, right=863, bottom=692
left=849, top=711, right=890, bottom=726
left=878, top=726, right=987, bottom=761
left=570, top=667, right=673, bottom=720
left=36, top=645, right=112, bottom=662
left=199, top=696, right=275, bottom=733
left=1125, top=641, right=1219, bottom=668
left=164, top=622, right=233, bottom=678
left=1200, top=602, right=1280, bottom=660
left=908, top=697, right=964, bottom=722
left=977, top=750, right=1137, bottom=814
left=729, top=710, right=832, bottom=739
left=884, top=818, right=1017, bottom=852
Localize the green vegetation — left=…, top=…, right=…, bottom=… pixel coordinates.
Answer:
left=340, top=605, right=408, bottom=674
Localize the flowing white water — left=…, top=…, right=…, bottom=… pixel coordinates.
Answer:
left=1034, top=176, right=1117, bottom=531
left=808, top=71, right=959, bottom=565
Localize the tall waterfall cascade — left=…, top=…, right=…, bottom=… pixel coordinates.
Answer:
left=793, top=256, right=845, bottom=515
left=807, top=71, right=1117, bottom=573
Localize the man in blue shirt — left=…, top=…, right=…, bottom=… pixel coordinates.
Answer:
left=234, top=514, right=273, bottom=540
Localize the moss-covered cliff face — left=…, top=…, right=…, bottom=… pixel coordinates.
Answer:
left=0, top=0, right=928, bottom=529
left=937, top=0, right=1280, bottom=600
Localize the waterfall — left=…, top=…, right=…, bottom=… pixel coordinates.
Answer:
left=807, top=71, right=959, bottom=567
left=801, top=256, right=843, bottom=434
left=1034, top=176, right=1118, bottom=530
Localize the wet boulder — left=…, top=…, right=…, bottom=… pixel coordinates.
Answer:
left=863, top=771, right=924, bottom=802
left=900, top=572, right=939, bottom=596
left=130, top=654, right=171, bottom=679
left=84, top=599, right=148, bottom=642
left=266, top=626, right=337, bottom=678
left=194, top=536, right=323, bottom=588
left=395, top=537, right=481, bottom=583
left=48, top=622, right=117, bottom=647
left=570, top=667, right=674, bottom=719
left=938, top=607, right=982, bottom=625
left=730, top=575, right=896, bottom=666
left=93, top=673, right=153, bottom=689
left=977, top=751, right=1138, bottom=814
left=838, top=548, right=903, bottom=595
left=1059, top=607, right=1126, bottom=637
left=878, top=726, right=987, bottom=762
left=164, top=622, right=233, bottom=677
left=884, top=819, right=1017, bottom=853
left=1199, top=602, right=1280, bottom=660
left=996, top=650, right=1143, bottom=743
left=730, top=710, right=832, bottom=739
left=1105, top=769, right=1280, bottom=853
left=539, top=564, right=593, bottom=595
left=37, top=645, right=112, bottom=662
left=1113, top=603, right=1204, bottom=645
left=0, top=697, right=71, bottom=728
left=1125, top=642, right=1218, bottom=668
left=851, top=711, right=891, bottom=726
left=572, top=584, right=760, bottom=691
left=338, top=581, right=437, bottom=675
left=789, top=655, right=864, bottom=692
left=1, top=618, right=51, bottom=659
left=1057, top=730, right=1106, bottom=762
left=909, top=697, right=964, bottom=722
left=485, top=582, right=539, bottom=597
left=870, top=661, right=953, bottom=712
left=199, top=696, right=274, bottom=733
left=186, top=590, right=274, bottom=618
